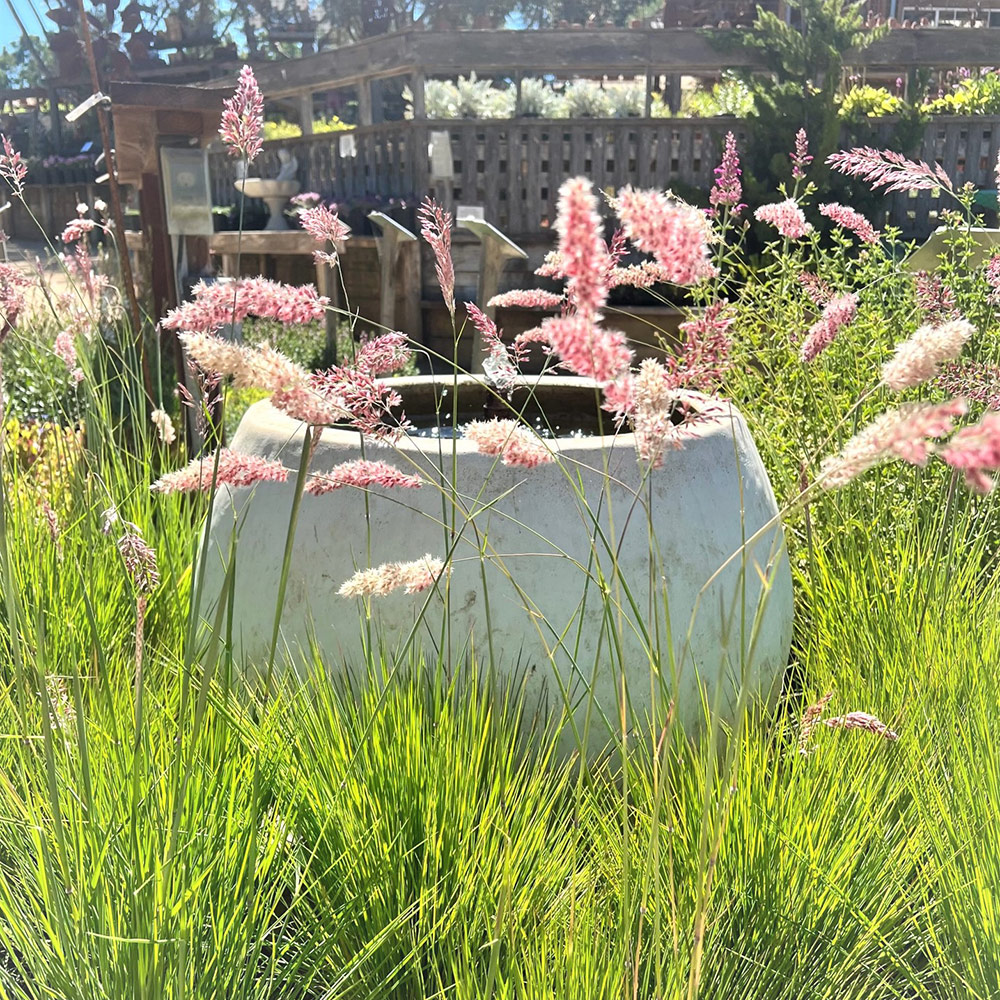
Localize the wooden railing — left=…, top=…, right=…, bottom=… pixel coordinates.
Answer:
left=208, top=115, right=1000, bottom=242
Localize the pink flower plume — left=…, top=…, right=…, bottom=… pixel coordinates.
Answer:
left=827, top=146, right=953, bottom=193
left=882, top=318, right=973, bottom=391
left=339, top=555, right=449, bottom=597
left=555, top=177, right=609, bottom=315
left=220, top=65, right=264, bottom=162
left=305, top=459, right=423, bottom=494
left=800, top=293, right=859, bottom=362
left=819, top=203, right=880, bottom=245
left=819, top=399, right=968, bottom=489
left=614, top=186, right=715, bottom=285
left=464, top=418, right=552, bottom=468
left=151, top=448, right=288, bottom=494
left=418, top=198, right=455, bottom=317
left=939, top=411, right=1000, bottom=493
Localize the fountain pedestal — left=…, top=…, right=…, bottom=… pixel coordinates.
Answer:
left=234, top=178, right=301, bottom=230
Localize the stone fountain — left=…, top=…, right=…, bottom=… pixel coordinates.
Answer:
left=234, top=149, right=300, bottom=230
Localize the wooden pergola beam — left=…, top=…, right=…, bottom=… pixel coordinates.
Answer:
left=195, top=27, right=1000, bottom=101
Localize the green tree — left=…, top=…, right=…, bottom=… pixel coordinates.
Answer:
left=726, top=0, right=879, bottom=199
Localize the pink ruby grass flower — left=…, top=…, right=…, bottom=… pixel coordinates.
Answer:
left=632, top=359, right=683, bottom=469
left=790, top=128, right=812, bottom=180
left=0, top=134, right=26, bottom=196
left=54, top=329, right=84, bottom=384
left=819, top=203, right=881, bottom=245
left=800, top=292, right=859, bottom=362
left=151, top=448, right=288, bottom=494
left=710, top=131, right=744, bottom=214
left=339, top=555, right=449, bottom=597
left=827, top=146, right=953, bottom=193
left=556, top=177, right=610, bottom=315
left=823, top=712, right=899, bottom=742
left=614, top=186, right=716, bottom=286
left=541, top=313, right=632, bottom=385
left=464, top=418, right=553, bottom=468
left=882, top=318, right=973, bottom=391
left=162, top=277, right=328, bottom=336
left=819, top=398, right=968, bottom=489
left=180, top=333, right=307, bottom=392
left=674, top=302, right=735, bottom=393
left=939, top=411, right=1000, bottom=492
left=0, top=261, right=30, bottom=343
left=487, top=289, right=565, bottom=310
left=465, top=302, right=523, bottom=381
left=220, top=65, right=264, bottom=163
left=418, top=198, right=455, bottom=317
left=754, top=199, right=813, bottom=240
left=118, top=527, right=160, bottom=594
left=305, top=459, right=423, bottom=495
left=798, top=691, right=834, bottom=755
left=352, top=332, right=413, bottom=375
left=300, top=204, right=351, bottom=266
left=608, top=260, right=678, bottom=290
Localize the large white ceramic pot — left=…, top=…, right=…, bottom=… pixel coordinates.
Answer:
left=200, top=376, right=793, bottom=753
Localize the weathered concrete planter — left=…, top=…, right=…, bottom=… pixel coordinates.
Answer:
left=200, top=376, right=793, bottom=753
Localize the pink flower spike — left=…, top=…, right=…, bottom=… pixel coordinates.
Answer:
left=300, top=204, right=351, bottom=266
left=754, top=199, right=813, bottom=240
left=827, top=146, right=953, bottom=194
left=614, top=186, right=716, bottom=286
left=54, top=330, right=78, bottom=371
left=162, top=277, right=328, bottom=336
left=710, top=131, right=743, bottom=213
left=800, top=292, right=859, bottom=362
left=339, top=555, right=449, bottom=597
left=305, top=459, right=423, bottom=494
left=819, top=399, right=968, bottom=489
left=819, top=203, right=881, bottom=245
left=0, top=134, right=26, bottom=196
left=939, top=411, right=1000, bottom=493
left=118, top=528, right=160, bottom=594
left=464, top=418, right=553, bottom=468
left=487, top=289, right=565, bottom=310
left=151, top=448, right=288, bottom=494
left=556, top=177, right=610, bottom=315
left=790, top=128, right=812, bottom=180
left=220, top=65, right=264, bottom=163
left=882, top=318, right=974, bottom=391
left=823, top=712, right=899, bottom=741
left=0, top=261, right=29, bottom=342
left=541, top=313, right=633, bottom=384
left=352, top=332, right=413, bottom=375
left=632, top=359, right=680, bottom=469
left=61, top=218, right=97, bottom=244
left=418, top=198, right=455, bottom=317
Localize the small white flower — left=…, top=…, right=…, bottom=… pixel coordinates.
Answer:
left=100, top=504, right=118, bottom=536
left=93, top=198, right=107, bottom=214
left=150, top=407, right=177, bottom=446
left=76, top=202, right=88, bottom=216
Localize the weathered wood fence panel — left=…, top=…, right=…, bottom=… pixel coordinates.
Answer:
left=207, top=115, right=1000, bottom=243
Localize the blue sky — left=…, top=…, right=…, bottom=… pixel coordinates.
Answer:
left=1, top=0, right=48, bottom=51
